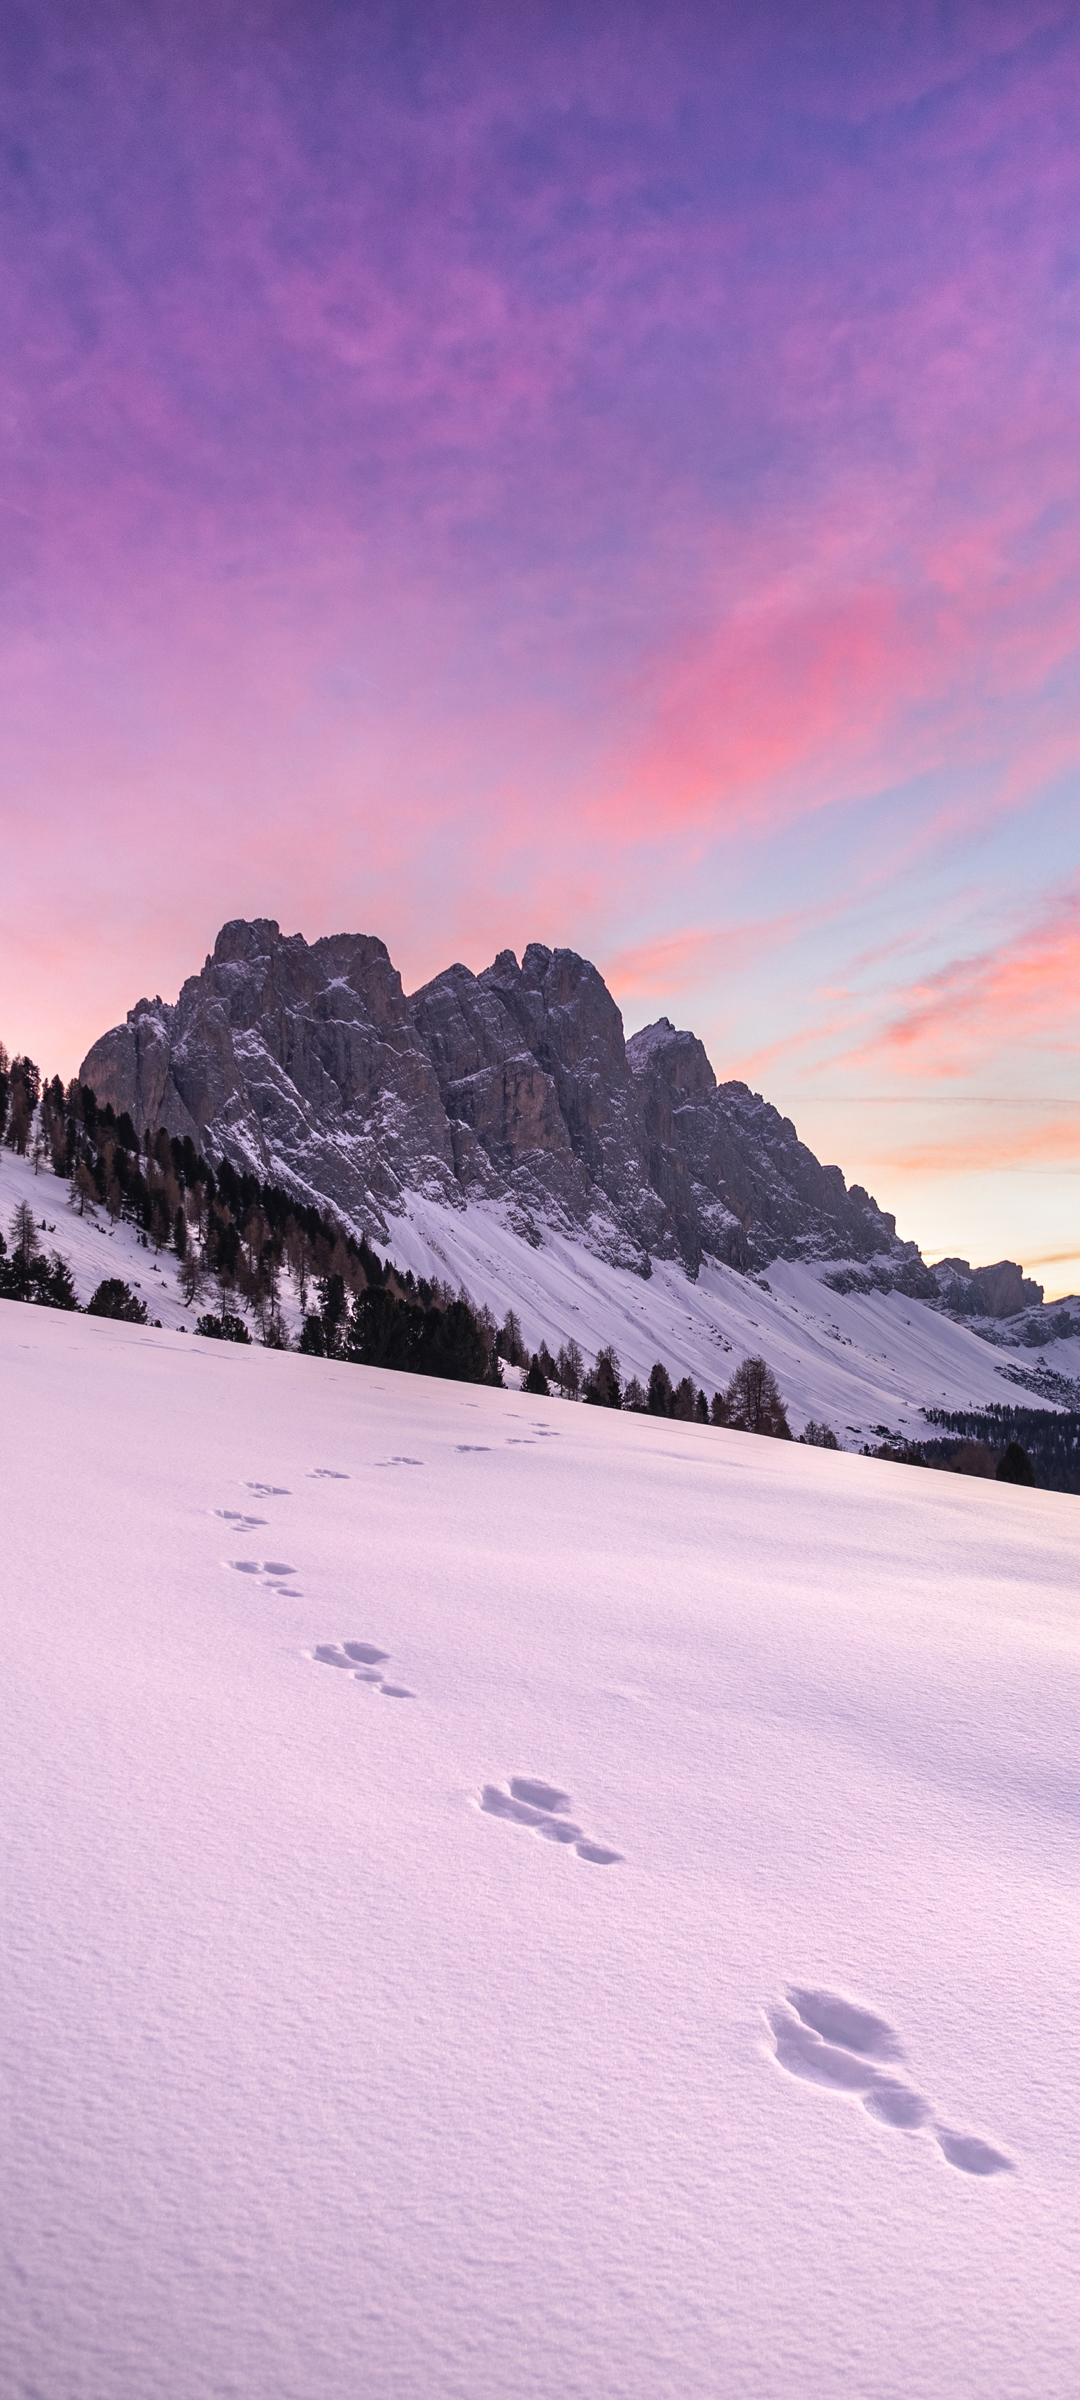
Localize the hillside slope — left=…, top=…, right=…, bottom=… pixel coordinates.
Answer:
left=4, top=1131, right=1079, bottom=1444
left=2, top=1304, right=1078, bottom=2400
left=4, top=1137, right=1077, bottom=1442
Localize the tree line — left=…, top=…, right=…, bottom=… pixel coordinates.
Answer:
left=0, top=1049, right=508, bottom=1383
left=1, top=1047, right=813, bottom=1436
left=862, top=1403, right=1075, bottom=1494
left=496, top=1312, right=795, bottom=1436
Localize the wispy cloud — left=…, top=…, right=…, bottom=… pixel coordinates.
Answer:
left=876, top=1118, right=1080, bottom=1176
left=865, top=890, right=1080, bottom=1079
left=0, top=2, right=1078, bottom=1282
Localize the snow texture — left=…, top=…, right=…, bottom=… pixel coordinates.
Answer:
left=2, top=1299, right=1078, bottom=2399
left=4, top=1142, right=1077, bottom=1445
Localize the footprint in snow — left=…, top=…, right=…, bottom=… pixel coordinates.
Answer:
left=309, top=1468, right=349, bottom=1479
left=246, top=1481, right=290, bottom=1497
left=215, top=1509, right=267, bottom=1528
left=766, top=1987, right=1012, bottom=2175
left=375, top=1456, right=424, bottom=1467
left=227, top=1558, right=303, bottom=1593
left=480, top=1777, right=622, bottom=1865
left=310, top=1641, right=414, bottom=1698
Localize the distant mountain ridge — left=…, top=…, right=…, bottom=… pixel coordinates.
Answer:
left=80, top=916, right=933, bottom=1288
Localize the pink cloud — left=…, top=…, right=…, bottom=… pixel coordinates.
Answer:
left=867, top=890, right=1080, bottom=1079
left=877, top=1116, right=1080, bottom=1176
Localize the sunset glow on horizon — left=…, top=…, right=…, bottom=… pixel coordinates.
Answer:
left=1, top=2, right=1077, bottom=1291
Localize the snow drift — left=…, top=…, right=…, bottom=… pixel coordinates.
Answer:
left=2, top=1301, right=1077, bottom=2399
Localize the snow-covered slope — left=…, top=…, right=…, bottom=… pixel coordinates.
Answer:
left=0, top=1144, right=196, bottom=1326
left=392, top=1191, right=1080, bottom=1437
left=66, top=915, right=1079, bottom=1433
left=3, top=1140, right=1076, bottom=1440
left=2, top=1303, right=1077, bottom=2400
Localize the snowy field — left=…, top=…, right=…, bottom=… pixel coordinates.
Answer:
left=4, top=1142, right=1077, bottom=1441
left=2, top=1301, right=1078, bottom=2400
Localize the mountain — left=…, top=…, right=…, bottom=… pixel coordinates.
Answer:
left=73, top=917, right=1079, bottom=1441
left=80, top=916, right=928, bottom=1284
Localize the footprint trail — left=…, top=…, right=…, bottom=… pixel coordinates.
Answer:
left=767, top=1986, right=1012, bottom=2175
left=310, top=1641, right=414, bottom=1698
left=480, top=1777, right=623, bottom=1865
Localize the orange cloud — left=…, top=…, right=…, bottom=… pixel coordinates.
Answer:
left=869, top=890, right=1080, bottom=1080
left=877, top=1116, right=1080, bottom=1176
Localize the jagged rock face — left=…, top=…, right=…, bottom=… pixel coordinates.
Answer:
left=932, top=1257, right=1044, bottom=1318
left=81, top=919, right=923, bottom=1276
left=80, top=919, right=461, bottom=1237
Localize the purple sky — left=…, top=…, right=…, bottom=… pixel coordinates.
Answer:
left=1, top=2, right=1077, bottom=1288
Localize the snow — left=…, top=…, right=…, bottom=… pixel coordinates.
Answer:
left=2, top=1142, right=1076, bottom=1439
left=390, top=1190, right=1076, bottom=1437
left=0, top=1144, right=199, bottom=1330
left=2, top=1301, right=1078, bottom=2399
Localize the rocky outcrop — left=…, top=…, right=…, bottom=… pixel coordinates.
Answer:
left=931, top=1258, right=1044, bottom=1318
left=80, top=919, right=461, bottom=1238
left=80, top=918, right=925, bottom=1275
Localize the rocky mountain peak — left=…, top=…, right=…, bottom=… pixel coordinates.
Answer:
left=627, top=1018, right=717, bottom=1100
left=81, top=917, right=928, bottom=1282
left=932, top=1258, right=1044, bottom=1317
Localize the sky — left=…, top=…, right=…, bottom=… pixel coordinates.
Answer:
left=0, top=0, right=1077, bottom=1293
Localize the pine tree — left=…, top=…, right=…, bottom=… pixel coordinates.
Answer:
left=524, top=1353, right=550, bottom=1396
left=44, top=1254, right=78, bottom=1310
left=87, top=1278, right=148, bottom=1324
left=499, top=1310, right=526, bottom=1366
left=996, top=1441, right=1035, bottom=1486
left=178, top=1250, right=205, bottom=1307
left=724, top=1355, right=791, bottom=1439
left=10, top=1200, right=40, bottom=1266
left=3, top=1058, right=38, bottom=1154
left=71, top=1160, right=98, bottom=1216
left=800, top=1420, right=839, bottom=1449
left=196, top=1310, right=252, bottom=1344
left=317, top=1272, right=348, bottom=1357
left=647, top=1362, right=673, bottom=1416
left=555, top=1338, right=583, bottom=1398
left=583, top=1345, right=622, bottom=1408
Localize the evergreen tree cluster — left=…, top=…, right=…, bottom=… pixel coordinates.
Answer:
left=918, top=1404, right=1078, bottom=1494
left=24, top=1047, right=1063, bottom=1488
left=507, top=1331, right=795, bottom=1442
left=856, top=1402, right=1077, bottom=1493
left=0, top=1199, right=77, bottom=1310
left=0, top=1046, right=40, bottom=1158
left=298, top=1281, right=498, bottom=1382
left=0, top=1056, right=504, bottom=1385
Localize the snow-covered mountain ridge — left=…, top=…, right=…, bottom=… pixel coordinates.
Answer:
left=4, top=1131, right=1079, bottom=1449
left=80, top=916, right=928, bottom=1280
left=68, top=916, right=1079, bottom=1440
